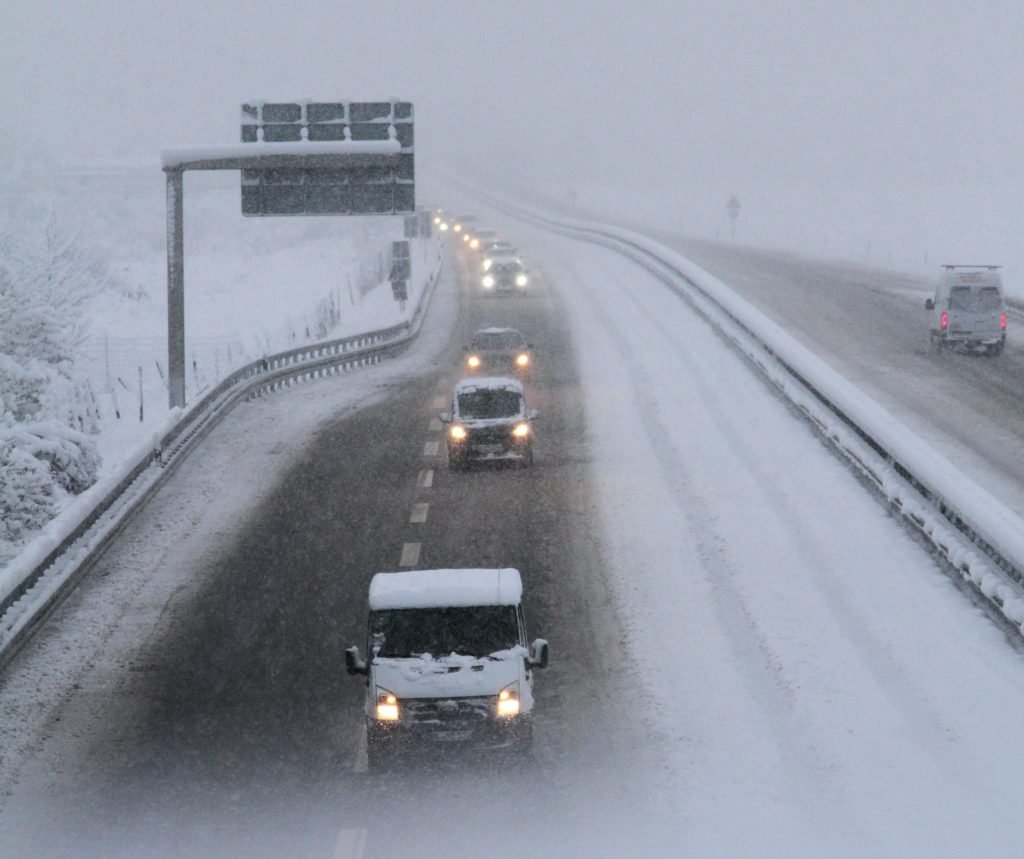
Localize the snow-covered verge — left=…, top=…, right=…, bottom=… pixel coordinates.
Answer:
left=0, top=163, right=430, bottom=568
left=0, top=234, right=442, bottom=668
left=1, top=162, right=441, bottom=661
left=459, top=186, right=1024, bottom=633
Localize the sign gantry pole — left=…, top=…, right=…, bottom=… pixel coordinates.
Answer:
left=165, top=167, right=186, bottom=409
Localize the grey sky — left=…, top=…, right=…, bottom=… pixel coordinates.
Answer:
left=4, top=0, right=1023, bottom=265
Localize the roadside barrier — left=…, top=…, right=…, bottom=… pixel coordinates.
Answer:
left=476, top=192, right=1024, bottom=634
left=0, top=245, right=444, bottom=671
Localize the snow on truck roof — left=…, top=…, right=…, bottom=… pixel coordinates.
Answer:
left=369, top=568, right=523, bottom=610
left=453, top=377, right=524, bottom=395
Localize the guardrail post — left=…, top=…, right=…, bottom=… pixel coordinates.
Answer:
left=165, top=167, right=186, bottom=409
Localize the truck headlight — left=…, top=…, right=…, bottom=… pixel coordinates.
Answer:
left=375, top=688, right=400, bottom=721
left=467, top=355, right=481, bottom=368
left=482, top=275, right=495, bottom=288
left=515, top=353, right=530, bottom=367
left=515, top=274, right=528, bottom=287
left=449, top=425, right=467, bottom=441
left=497, top=683, right=520, bottom=718
left=512, top=423, right=530, bottom=439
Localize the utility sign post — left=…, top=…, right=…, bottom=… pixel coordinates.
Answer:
left=390, top=241, right=410, bottom=309
left=161, top=99, right=415, bottom=409
left=726, top=195, right=741, bottom=239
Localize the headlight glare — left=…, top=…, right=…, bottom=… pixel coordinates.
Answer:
left=512, top=423, right=530, bottom=439
left=467, top=355, right=481, bottom=368
left=497, top=683, right=520, bottom=717
left=482, top=275, right=495, bottom=288
left=515, top=353, right=530, bottom=367
left=516, top=274, right=528, bottom=287
left=449, top=425, right=467, bottom=441
left=375, top=688, right=400, bottom=721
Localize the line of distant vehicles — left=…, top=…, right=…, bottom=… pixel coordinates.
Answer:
left=434, top=211, right=531, bottom=297
left=341, top=210, right=549, bottom=771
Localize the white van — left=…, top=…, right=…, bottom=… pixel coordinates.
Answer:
left=925, top=265, right=1007, bottom=355
left=345, top=567, right=548, bottom=768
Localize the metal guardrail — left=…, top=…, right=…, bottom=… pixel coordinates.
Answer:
left=0, top=247, right=444, bottom=671
left=477, top=194, right=1024, bottom=633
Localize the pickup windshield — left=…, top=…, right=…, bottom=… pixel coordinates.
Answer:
left=370, top=605, right=519, bottom=658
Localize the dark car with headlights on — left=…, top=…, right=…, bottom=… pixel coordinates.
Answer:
left=464, top=327, right=533, bottom=377
left=441, top=377, right=538, bottom=469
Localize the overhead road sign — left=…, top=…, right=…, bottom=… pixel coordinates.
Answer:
left=238, top=100, right=414, bottom=216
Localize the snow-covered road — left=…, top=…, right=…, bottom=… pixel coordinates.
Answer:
left=4, top=192, right=1024, bottom=856
left=504, top=213, right=1024, bottom=856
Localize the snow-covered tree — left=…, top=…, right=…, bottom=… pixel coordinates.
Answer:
left=0, top=213, right=105, bottom=562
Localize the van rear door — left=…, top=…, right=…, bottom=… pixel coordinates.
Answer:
left=948, top=286, right=1003, bottom=338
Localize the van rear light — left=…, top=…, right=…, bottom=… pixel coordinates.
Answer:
left=1001, top=312, right=1007, bottom=329
left=940, top=311, right=948, bottom=330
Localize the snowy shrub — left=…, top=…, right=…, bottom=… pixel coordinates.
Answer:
left=0, top=210, right=106, bottom=559
left=0, top=440, right=61, bottom=564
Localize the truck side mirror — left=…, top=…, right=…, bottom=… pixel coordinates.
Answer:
left=345, top=646, right=368, bottom=676
left=439, top=412, right=451, bottom=424
left=528, top=638, right=549, bottom=670
left=528, top=409, right=540, bottom=421
left=925, top=298, right=935, bottom=310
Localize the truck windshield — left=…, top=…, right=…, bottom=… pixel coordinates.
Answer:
left=369, top=605, right=519, bottom=658
left=950, top=286, right=1002, bottom=311
left=457, top=389, right=522, bottom=419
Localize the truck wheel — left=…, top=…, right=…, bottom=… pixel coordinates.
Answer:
left=988, top=341, right=1005, bottom=357
left=929, top=332, right=943, bottom=354
left=520, top=446, right=534, bottom=468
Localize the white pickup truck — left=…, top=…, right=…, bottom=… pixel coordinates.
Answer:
left=345, top=567, right=549, bottom=768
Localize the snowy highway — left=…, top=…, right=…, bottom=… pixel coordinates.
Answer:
left=3, top=218, right=1024, bottom=857
left=662, top=236, right=1024, bottom=519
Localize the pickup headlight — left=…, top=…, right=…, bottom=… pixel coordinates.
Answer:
left=482, top=275, right=495, bottom=288
left=467, top=355, right=481, bottom=368
left=512, top=423, right=530, bottom=439
left=375, top=688, right=400, bottom=721
left=515, top=353, right=530, bottom=367
left=449, top=425, right=467, bottom=441
left=497, top=683, right=520, bottom=718
left=515, top=274, right=528, bottom=287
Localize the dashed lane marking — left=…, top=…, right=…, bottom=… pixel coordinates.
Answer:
left=410, top=502, right=429, bottom=524
left=428, top=417, right=443, bottom=431
left=333, top=826, right=367, bottom=859
left=400, top=542, right=421, bottom=567
left=417, top=469, right=434, bottom=488
left=422, top=440, right=440, bottom=457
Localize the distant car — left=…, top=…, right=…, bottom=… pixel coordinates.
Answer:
left=925, top=265, right=1007, bottom=355
left=465, top=327, right=533, bottom=377
left=480, top=255, right=529, bottom=296
left=482, top=241, right=516, bottom=267
left=440, top=377, right=538, bottom=469
left=467, top=228, right=498, bottom=252
left=451, top=214, right=478, bottom=235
